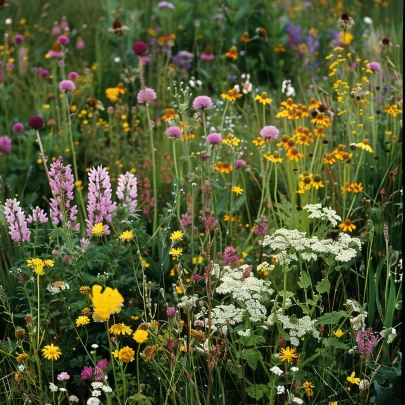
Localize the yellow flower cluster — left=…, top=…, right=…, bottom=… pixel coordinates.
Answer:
left=26, top=258, right=54, bottom=276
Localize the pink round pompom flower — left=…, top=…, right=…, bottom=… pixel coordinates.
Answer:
left=59, top=80, right=76, bottom=92
left=166, top=126, right=182, bottom=138
left=193, top=96, right=213, bottom=110
left=366, top=62, right=381, bottom=72
left=132, top=41, right=148, bottom=56
left=14, top=34, right=24, bottom=44
left=57, top=35, right=69, bottom=45
left=235, top=159, right=246, bottom=169
left=260, top=125, right=280, bottom=140
left=0, top=136, right=12, bottom=156
left=206, top=133, right=222, bottom=144
left=137, top=87, right=157, bottom=104
left=40, top=70, right=50, bottom=79
left=68, top=71, right=79, bottom=80
left=157, top=1, right=175, bottom=9
left=13, top=123, right=24, bottom=133
left=28, top=116, right=45, bottom=130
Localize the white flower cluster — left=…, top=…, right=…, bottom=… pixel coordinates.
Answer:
left=257, top=261, right=275, bottom=273
left=262, top=228, right=361, bottom=265
left=209, top=304, right=244, bottom=335
left=380, top=327, right=397, bottom=344
left=47, top=281, right=69, bottom=295
left=346, top=299, right=368, bottom=331
left=267, top=314, right=319, bottom=346
left=237, top=329, right=251, bottom=337
left=303, top=204, right=341, bottom=227
left=270, top=366, right=283, bottom=376
left=276, top=385, right=285, bottom=394
left=177, top=294, right=199, bottom=310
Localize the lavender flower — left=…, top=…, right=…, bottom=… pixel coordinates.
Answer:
left=254, top=216, right=268, bottom=235
left=27, top=207, right=48, bottom=224
left=260, top=125, right=280, bottom=140
left=49, top=156, right=80, bottom=230
left=68, top=71, right=79, bottom=80
left=356, top=328, right=376, bottom=357
left=116, top=172, right=138, bottom=212
left=86, top=166, right=116, bottom=236
left=13, top=34, right=24, bottom=44
left=59, top=80, right=75, bottom=92
left=57, top=35, right=69, bottom=45
left=4, top=198, right=31, bottom=242
left=76, top=38, right=85, bottom=50
left=235, top=159, right=246, bottom=169
left=207, top=133, right=222, bottom=144
left=157, top=1, right=175, bottom=8
left=80, top=366, right=93, bottom=380
left=366, top=62, right=381, bottom=72
left=0, top=136, right=11, bottom=155
left=193, top=96, right=213, bottom=109
left=166, top=126, right=182, bottom=138
left=167, top=307, right=176, bottom=318
left=223, top=246, right=239, bottom=266
left=13, top=123, right=24, bottom=133
left=137, top=87, right=157, bottom=104
left=57, top=372, right=70, bottom=381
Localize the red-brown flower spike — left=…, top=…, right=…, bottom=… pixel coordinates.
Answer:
left=28, top=116, right=45, bottom=130
left=132, top=41, right=148, bottom=56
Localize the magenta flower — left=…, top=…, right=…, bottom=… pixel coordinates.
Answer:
left=193, top=96, right=213, bottom=109
left=57, top=372, right=70, bottom=381
left=76, top=38, right=85, bottom=50
left=166, top=307, right=176, bottom=318
left=49, top=157, right=79, bottom=230
left=356, top=328, right=376, bottom=357
left=132, top=41, right=148, bottom=56
left=80, top=366, right=93, bottom=380
left=223, top=246, right=239, bottom=266
left=137, top=87, right=157, bottom=104
left=59, top=79, right=75, bottom=92
left=96, top=359, right=108, bottom=370
left=235, top=159, right=246, bottom=169
left=254, top=216, right=268, bottom=235
left=206, top=133, right=222, bottom=144
left=40, top=69, right=50, bottom=79
left=68, top=71, right=79, bottom=80
left=57, top=35, right=69, bottom=45
left=28, top=116, right=44, bottom=130
left=86, top=166, right=117, bottom=236
left=0, top=136, right=12, bottom=155
left=4, top=199, right=31, bottom=242
left=157, top=1, right=175, bottom=9
left=260, top=125, right=280, bottom=140
left=366, top=62, right=381, bottom=72
left=13, top=123, right=24, bottom=133
left=116, top=172, right=138, bottom=212
left=27, top=207, right=48, bottom=224
left=166, top=126, right=182, bottom=138
left=13, top=34, right=24, bottom=44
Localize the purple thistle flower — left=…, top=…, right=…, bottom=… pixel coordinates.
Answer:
left=0, top=136, right=12, bottom=155
left=80, top=366, right=93, bottom=380
left=223, top=246, right=239, bottom=266
left=49, top=156, right=80, bottom=230
left=40, top=69, right=50, bottom=79
left=59, top=79, right=75, bottom=92
left=166, top=307, right=176, bottom=318
left=86, top=166, right=116, bottom=236
left=366, top=62, right=381, bottom=72
left=76, top=38, right=85, bottom=50
left=356, top=328, right=376, bottom=357
left=116, top=172, right=138, bottom=212
left=235, top=159, right=246, bottom=169
left=96, top=359, right=108, bottom=370
left=13, top=123, right=24, bottom=133
left=193, top=96, right=213, bottom=109
left=27, top=207, right=48, bottom=224
left=57, top=35, right=69, bottom=45
left=260, top=125, right=279, bottom=140
left=4, top=199, right=31, bottom=242
left=137, top=87, right=157, bottom=104
left=166, top=126, right=182, bottom=138
left=68, top=71, right=79, bottom=80
left=14, top=34, right=24, bottom=44
left=206, top=133, right=222, bottom=144
left=51, top=23, right=61, bottom=36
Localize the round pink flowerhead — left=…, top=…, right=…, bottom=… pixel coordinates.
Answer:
left=166, top=307, right=176, bottom=318
left=137, top=87, right=157, bottom=104
left=14, top=34, right=24, bottom=45
left=366, top=62, right=381, bottom=72
left=193, top=96, right=213, bottom=110
left=59, top=79, right=76, bottom=92
left=57, top=35, right=69, bottom=45
left=158, top=1, right=175, bottom=9
left=13, top=123, right=24, bottom=133
left=132, top=41, right=148, bottom=56
left=166, top=126, right=182, bottom=138
left=207, top=133, right=222, bottom=144
left=260, top=125, right=279, bottom=140
left=0, top=136, right=12, bottom=156
left=68, top=71, right=79, bottom=80
left=76, top=38, right=85, bottom=50
left=40, top=69, right=50, bottom=79
left=235, top=159, right=246, bottom=169
left=28, top=116, right=44, bottom=130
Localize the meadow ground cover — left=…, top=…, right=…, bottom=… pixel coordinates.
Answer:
left=0, top=0, right=403, bottom=404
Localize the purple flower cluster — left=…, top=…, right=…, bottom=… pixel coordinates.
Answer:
left=27, top=207, right=48, bottom=224
left=116, top=172, right=138, bottom=213
left=81, top=359, right=108, bottom=381
left=356, top=328, right=376, bottom=357
left=86, top=166, right=116, bottom=236
left=4, top=198, right=31, bottom=242
left=57, top=372, right=70, bottom=381
left=0, top=136, right=11, bottom=156
left=254, top=216, right=268, bottom=236
left=223, top=246, right=239, bottom=266
left=49, top=156, right=79, bottom=230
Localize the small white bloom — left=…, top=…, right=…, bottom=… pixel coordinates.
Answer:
left=292, top=398, right=304, bottom=404
left=92, top=389, right=102, bottom=397
left=290, top=367, right=299, bottom=372
left=270, top=366, right=283, bottom=376
left=91, top=344, right=99, bottom=349
left=102, top=385, right=113, bottom=393
left=5, top=19, right=12, bottom=26
left=237, top=329, right=251, bottom=337
left=49, top=383, right=59, bottom=392
left=359, top=379, right=370, bottom=391
left=59, top=388, right=67, bottom=392
left=363, top=16, right=373, bottom=24
left=276, top=385, right=285, bottom=394
left=91, top=382, right=104, bottom=389
left=18, top=365, right=24, bottom=372
left=114, top=57, right=121, bottom=63
left=87, top=399, right=100, bottom=405
left=69, top=396, right=79, bottom=403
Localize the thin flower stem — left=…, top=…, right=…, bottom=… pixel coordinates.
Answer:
left=35, top=130, right=51, bottom=184
left=220, top=101, right=229, bottom=135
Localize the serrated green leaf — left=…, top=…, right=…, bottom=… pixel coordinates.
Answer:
left=242, top=348, right=262, bottom=371
left=316, top=278, right=331, bottom=294
left=297, top=271, right=312, bottom=289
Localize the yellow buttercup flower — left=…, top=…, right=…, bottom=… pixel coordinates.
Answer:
left=133, top=329, right=149, bottom=344
left=75, top=316, right=90, bottom=327
left=90, top=285, right=124, bottom=322
left=347, top=371, right=360, bottom=385
left=334, top=329, right=344, bottom=338
left=232, top=186, right=244, bottom=195
left=41, top=344, right=62, bottom=361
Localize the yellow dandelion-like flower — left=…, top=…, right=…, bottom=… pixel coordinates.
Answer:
left=169, top=247, right=183, bottom=260
left=27, top=258, right=45, bottom=276
left=279, top=346, right=299, bottom=363
left=119, top=230, right=135, bottom=242
left=91, top=222, right=105, bottom=236
left=133, top=329, right=149, bottom=344
left=252, top=137, right=265, bottom=147
left=41, top=344, right=62, bottom=361
left=334, top=329, right=344, bottom=338
left=347, top=371, right=360, bottom=385
left=75, top=316, right=90, bottom=327
left=112, top=346, right=135, bottom=362
left=214, top=161, right=233, bottom=174
left=109, top=323, right=133, bottom=336
left=90, top=285, right=124, bottom=322
left=264, top=151, right=283, bottom=163
left=170, top=230, right=184, bottom=242
left=384, top=104, right=402, bottom=117
left=220, top=88, right=243, bottom=102
left=232, top=186, right=244, bottom=195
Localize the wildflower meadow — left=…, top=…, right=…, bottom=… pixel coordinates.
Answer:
left=0, top=1, right=403, bottom=404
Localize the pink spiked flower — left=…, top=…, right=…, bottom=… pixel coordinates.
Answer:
left=116, top=172, right=138, bottom=212
left=4, top=199, right=31, bottom=242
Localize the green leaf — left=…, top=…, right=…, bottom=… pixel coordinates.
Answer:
left=128, top=393, right=154, bottom=405
left=384, top=277, right=397, bottom=328
left=237, top=334, right=266, bottom=347
left=297, top=271, right=312, bottom=289
left=321, top=337, right=349, bottom=349
left=316, top=278, right=331, bottom=294
left=234, top=193, right=246, bottom=211
left=245, top=384, right=271, bottom=400
left=216, top=192, right=228, bottom=215
left=315, top=311, right=351, bottom=325
left=242, top=348, right=262, bottom=371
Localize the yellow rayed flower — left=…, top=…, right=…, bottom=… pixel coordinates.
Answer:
left=27, top=258, right=54, bottom=276
left=311, top=174, right=324, bottom=189
left=41, top=344, right=62, bottom=361
left=214, top=162, right=233, bottom=174
left=232, top=186, right=244, bottom=195
left=162, top=108, right=178, bottom=121
left=90, top=285, right=124, bottom=322
left=279, top=346, right=299, bottom=363
left=384, top=104, right=402, bottom=117
left=225, top=46, right=238, bottom=59
left=357, top=139, right=373, bottom=153
left=170, top=247, right=183, bottom=259
left=334, top=329, right=344, bottom=338
left=91, top=222, right=105, bottom=236
left=311, top=112, right=331, bottom=127
left=75, top=316, right=90, bottom=327
left=252, top=137, right=265, bottom=147
left=112, top=346, right=135, bottom=362
left=347, top=371, right=360, bottom=385
left=119, top=230, right=135, bottom=242
left=133, top=329, right=149, bottom=344
left=220, top=87, right=243, bottom=102
left=170, top=230, right=184, bottom=242
left=303, top=381, right=314, bottom=397
left=109, top=323, right=133, bottom=336
left=339, top=219, right=356, bottom=233
left=222, top=133, right=241, bottom=147
left=254, top=92, right=272, bottom=105
left=264, top=151, right=283, bottom=163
